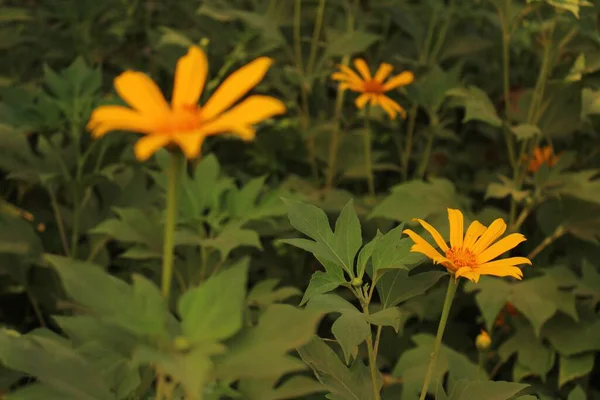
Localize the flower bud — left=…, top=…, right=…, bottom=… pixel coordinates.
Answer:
left=475, top=329, right=491, bottom=351
left=351, top=277, right=363, bottom=287
left=174, top=336, right=191, bottom=352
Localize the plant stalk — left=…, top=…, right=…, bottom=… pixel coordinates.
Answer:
left=418, top=277, right=458, bottom=400
left=161, top=152, right=183, bottom=300
left=363, top=106, right=375, bottom=198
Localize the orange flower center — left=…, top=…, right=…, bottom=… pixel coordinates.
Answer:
left=159, top=105, right=203, bottom=135
left=362, top=79, right=384, bottom=94
left=445, top=247, right=477, bottom=269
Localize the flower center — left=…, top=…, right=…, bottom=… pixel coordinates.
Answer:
left=445, top=247, right=477, bottom=269
left=160, top=105, right=203, bottom=135
left=362, top=79, right=384, bottom=94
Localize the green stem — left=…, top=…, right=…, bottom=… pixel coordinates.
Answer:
left=401, top=105, right=418, bottom=181
left=500, top=0, right=517, bottom=169
left=47, top=188, right=70, bottom=256
left=429, top=0, right=455, bottom=63
left=361, top=303, right=381, bottom=400
left=420, top=4, right=441, bottom=65
left=325, top=59, right=348, bottom=191
left=307, top=0, right=326, bottom=76
left=161, top=152, right=183, bottom=300
left=418, top=277, right=458, bottom=400
left=527, top=225, right=565, bottom=260
left=416, top=123, right=436, bottom=180
left=478, top=351, right=487, bottom=380
left=363, top=106, right=375, bottom=198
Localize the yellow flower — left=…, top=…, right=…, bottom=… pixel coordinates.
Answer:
left=475, top=329, right=491, bottom=351
left=331, top=59, right=414, bottom=119
left=402, top=209, right=531, bottom=283
left=527, top=146, right=559, bottom=173
left=87, top=46, right=286, bottom=161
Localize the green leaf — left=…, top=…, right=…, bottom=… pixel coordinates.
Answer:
left=333, top=200, right=362, bottom=273
left=498, top=322, right=555, bottom=380
left=464, top=278, right=512, bottom=332
left=238, top=375, right=325, bottom=400
left=370, top=225, right=424, bottom=284
left=449, top=86, right=502, bottom=127
left=306, top=294, right=368, bottom=364
left=300, top=269, right=346, bottom=306
left=574, top=259, right=600, bottom=305
left=0, top=331, right=114, bottom=400
left=559, top=352, right=594, bottom=388
left=447, top=380, right=529, bottom=400
left=511, top=124, right=541, bottom=141
left=5, top=384, right=72, bottom=400
left=567, top=385, right=587, bottom=400
left=297, top=337, right=381, bottom=400
left=356, top=233, right=381, bottom=279
left=214, top=304, right=322, bottom=382
left=370, top=178, right=463, bottom=222
left=367, top=307, right=404, bottom=333
left=247, top=279, right=302, bottom=308
left=393, top=334, right=481, bottom=399
left=405, top=65, right=462, bottom=115
left=179, top=260, right=248, bottom=344
left=377, top=270, right=446, bottom=309
left=202, top=225, right=262, bottom=260
left=543, top=313, right=600, bottom=356
left=45, top=255, right=167, bottom=337
left=325, top=30, right=380, bottom=57
left=282, top=199, right=362, bottom=276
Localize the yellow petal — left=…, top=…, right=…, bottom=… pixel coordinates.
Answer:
left=463, top=220, right=486, bottom=248
left=355, top=93, right=371, bottom=109
left=353, top=59, right=372, bottom=80
left=172, top=132, right=204, bottom=159
left=455, top=267, right=480, bottom=283
left=134, top=135, right=170, bottom=161
left=374, top=63, right=394, bottom=83
left=403, top=229, right=445, bottom=262
left=200, top=95, right=285, bottom=138
left=172, top=46, right=208, bottom=109
left=476, top=261, right=525, bottom=280
left=337, top=65, right=364, bottom=86
left=87, top=106, right=154, bottom=137
left=114, top=71, right=169, bottom=115
left=382, top=71, right=415, bottom=91
left=447, top=209, right=464, bottom=249
left=415, top=218, right=449, bottom=252
left=472, top=218, right=507, bottom=254
left=201, top=57, right=273, bottom=121
left=377, top=95, right=402, bottom=119
left=332, top=72, right=351, bottom=82
left=476, top=234, right=527, bottom=264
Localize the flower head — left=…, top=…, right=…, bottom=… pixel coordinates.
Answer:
left=527, top=146, right=558, bottom=173
left=87, top=46, right=286, bottom=161
left=402, top=209, right=531, bottom=283
left=331, top=59, right=414, bottom=119
left=475, top=329, right=491, bottom=351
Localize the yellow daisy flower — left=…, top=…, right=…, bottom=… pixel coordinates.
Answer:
left=87, top=46, right=286, bottom=161
left=331, top=59, right=414, bottom=119
left=402, top=209, right=531, bottom=283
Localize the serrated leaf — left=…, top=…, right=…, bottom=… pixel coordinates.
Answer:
left=333, top=200, right=362, bottom=273
left=247, top=279, right=302, bottom=308
left=449, top=86, right=502, bottom=127
left=203, top=225, right=262, bottom=260
left=543, top=313, right=600, bottom=356
left=568, top=385, right=587, bottom=400
left=214, top=304, right=323, bottom=382
left=238, top=375, right=325, bottom=400
left=179, top=260, right=248, bottom=344
left=356, top=233, right=381, bottom=279
left=367, top=307, right=404, bottom=332
left=377, top=270, right=446, bottom=309
left=297, top=337, right=381, bottom=400
left=511, top=124, right=541, bottom=141
left=498, top=322, right=555, bottom=380
left=45, top=255, right=167, bottom=337
left=371, top=225, right=424, bottom=284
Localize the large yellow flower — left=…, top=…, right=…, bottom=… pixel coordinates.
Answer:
left=403, top=209, right=531, bottom=283
left=332, top=59, right=414, bottom=119
left=87, top=46, right=286, bottom=161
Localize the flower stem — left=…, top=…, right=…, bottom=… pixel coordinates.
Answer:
left=500, top=0, right=517, bottom=169
left=363, top=106, right=375, bottom=198
left=360, top=302, right=381, bottom=400
left=161, top=152, right=183, bottom=300
left=418, top=277, right=458, bottom=400
left=527, top=225, right=565, bottom=260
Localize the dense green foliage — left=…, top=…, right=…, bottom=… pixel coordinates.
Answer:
left=1, top=0, right=600, bottom=399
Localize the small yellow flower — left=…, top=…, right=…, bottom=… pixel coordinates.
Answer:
left=527, top=146, right=559, bottom=173
left=87, top=46, right=286, bottom=161
left=403, top=209, right=531, bottom=283
left=475, top=329, right=491, bottom=351
left=331, top=59, right=414, bottom=119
